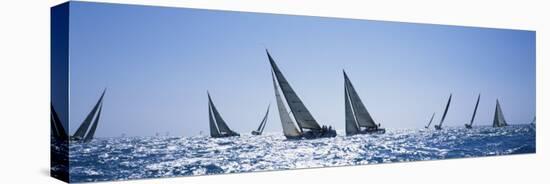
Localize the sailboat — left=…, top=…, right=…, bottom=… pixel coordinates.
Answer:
left=71, top=89, right=106, bottom=143
left=267, top=50, right=337, bottom=139
left=424, top=112, right=435, bottom=129
left=530, top=116, right=536, bottom=125
left=465, top=94, right=480, bottom=129
left=51, top=104, right=68, bottom=139
left=208, top=92, right=240, bottom=138
left=252, top=105, right=270, bottom=135
left=492, top=99, right=508, bottom=127
left=343, top=70, right=385, bottom=136
left=434, top=94, right=452, bottom=130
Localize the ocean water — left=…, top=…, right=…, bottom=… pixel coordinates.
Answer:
left=69, top=125, right=535, bottom=183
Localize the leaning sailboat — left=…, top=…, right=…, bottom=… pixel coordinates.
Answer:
left=251, top=105, right=270, bottom=135
left=267, top=50, right=337, bottom=139
left=424, top=112, right=435, bottom=129
left=208, top=92, right=240, bottom=138
left=71, top=89, right=106, bottom=143
left=434, top=94, right=452, bottom=130
left=465, top=94, right=480, bottom=129
left=344, top=70, right=385, bottom=136
left=492, top=99, right=508, bottom=128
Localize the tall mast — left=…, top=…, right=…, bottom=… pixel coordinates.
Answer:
left=438, top=94, right=452, bottom=127
left=468, top=94, right=481, bottom=126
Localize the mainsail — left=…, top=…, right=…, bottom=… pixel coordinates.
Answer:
left=344, top=71, right=377, bottom=129
left=208, top=100, right=221, bottom=137
left=83, top=106, right=102, bottom=143
left=72, top=89, right=105, bottom=141
left=437, top=94, right=452, bottom=128
left=468, top=94, right=481, bottom=126
left=208, top=93, right=238, bottom=137
left=267, top=50, right=321, bottom=131
left=345, top=82, right=360, bottom=135
left=425, top=112, right=435, bottom=128
left=255, top=105, right=270, bottom=133
left=493, top=99, right=508, bottom=127
left=51, top=104, right=67, bottom=138
left=272, top=74, right=302, bottom=137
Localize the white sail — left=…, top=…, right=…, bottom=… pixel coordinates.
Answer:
left=256, top=105, right=270, bottom=133
left=493, top=99, right=508, bottom=127
left=208, top=99, right=221, bottom=137
left=345, top=82, right=360, bottom=135
left=267, top=50, right=322, bottom=130
left=344, top=71, right=377, bottom=128
left=272, top=74, right=302, bottom=137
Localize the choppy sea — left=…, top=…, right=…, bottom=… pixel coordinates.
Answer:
left=68, top=124, right=535, bottom=183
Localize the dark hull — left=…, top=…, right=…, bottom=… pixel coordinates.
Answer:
left=302, top=129, right=337, bottom=139
left=347, top=128, right=386, bottom=136
left=251, top=131, right=261, bottom=135
left=465, top=124, right=473, bottom=129
left=284, top=135, right=304, bottom=140
left=70, top=136, right=87, bottom=143
left=211, top=132, right=240, bottom=138
left=284, top=129, right=338, bottom=140
left=434, top=125, right=442, bottom=130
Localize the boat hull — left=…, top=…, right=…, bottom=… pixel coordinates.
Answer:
left=251, top=131, right=261, bottom=135
left=364, top=128, right=386, bottom=134
left=464, top=124, right=473, bottom=129
left=284, top=135, right=304, bottom=140
left=285, top=128, right=338, bottom=140
left=434, top=125, right=442, bottom=130
left=211, top=132, right=240, bottom=138
left=347, top=128, right=386, bottom=136
left=302, top=129, right=337, bottom=139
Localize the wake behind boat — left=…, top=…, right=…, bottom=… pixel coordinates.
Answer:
left=343, top=70, right=385, bottom=136
left=251, top=105, right=270, bottom=135
left=208, top=92, right=240, bottom=138
left=71, top=89, right=106, bottom=143
left=267, top=50, right=337, bottom=139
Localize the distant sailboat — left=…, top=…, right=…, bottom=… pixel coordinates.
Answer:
left=51, top=104, right=68, bottom=139
left=267, top=50, right=337, bottom=139
left=424, top=112, right=435, bottom=129
left=465, top=94, right=480, bottom=129
left=492, top=99, right=508, bottom=127
left=343, top=70, right=385, bottom=136
left=208, top=92, right=240, bottom=138
left=434, top=94, right=452, bottom=130
left=71, top=89, right=106, bottom=143
left=252, top=105, right=270, bottom=135
left=530, top=116, right=536, bottom=125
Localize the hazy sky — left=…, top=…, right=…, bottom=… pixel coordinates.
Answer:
left=65, top=2, right=535, bottom=137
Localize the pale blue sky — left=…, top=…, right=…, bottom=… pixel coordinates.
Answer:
left=64, top=2, right=535, bottom=137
